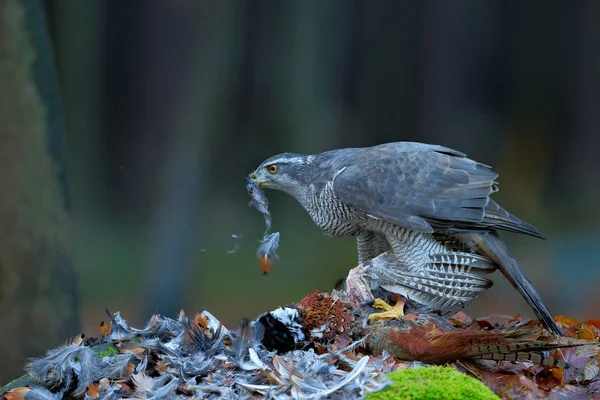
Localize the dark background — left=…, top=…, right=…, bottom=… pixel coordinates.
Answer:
left=44, top=0, right=600, bottom=333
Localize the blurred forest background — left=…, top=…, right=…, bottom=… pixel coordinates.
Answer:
left=1, top=0, right=600, bottom=383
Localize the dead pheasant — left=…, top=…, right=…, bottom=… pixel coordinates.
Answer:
left=257, top=291, right=588, bottom=371
left=365, top=320, right=580, bottom=368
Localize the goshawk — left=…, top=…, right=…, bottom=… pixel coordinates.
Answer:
left=249, top=142, right=562, bottom=335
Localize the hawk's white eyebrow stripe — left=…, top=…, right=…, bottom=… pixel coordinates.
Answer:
left=264, top=156, right=304, bottom=165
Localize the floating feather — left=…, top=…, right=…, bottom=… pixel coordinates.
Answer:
left=257, top=232, right=280, bottom=274
left=247, top=179, right=281, bottom=274
left=226, top=234, right=243, bottom=255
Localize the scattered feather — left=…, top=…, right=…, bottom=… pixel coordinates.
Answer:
left=248, top=348, right=267, bottom=370
left=10, top=291, right=600, bottom=399
left=247, top=179, right=281, bottom=274
left=99, top=354, right=133, bottom=380
left=257, top=232, right=280, bottom=275
left=247, top=179, right=272, bottom=231
left=21, top=308, right=386, bottom=399
left=3, top=386, right=63, bottom=400
left=226, top=234, right=243, bottom=255
left=27, top=341, right=97, bottom=392
left=232, top=319, right=254, bottom=365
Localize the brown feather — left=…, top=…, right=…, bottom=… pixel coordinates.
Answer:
left=366, top=322, right=581, bottom=368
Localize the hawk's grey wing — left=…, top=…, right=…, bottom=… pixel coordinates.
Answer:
left=332, top=142, right=544, bottom=238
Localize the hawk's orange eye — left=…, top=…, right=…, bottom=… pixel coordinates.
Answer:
left=268, top=165, right=277, bottom=174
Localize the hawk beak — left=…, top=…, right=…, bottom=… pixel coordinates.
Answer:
left=249, top=171, right=270, bottom=187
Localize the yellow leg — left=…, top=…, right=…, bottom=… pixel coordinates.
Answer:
left=368, top=296, right=406, bottom=322
left=371, top=298, right=393, bottom=311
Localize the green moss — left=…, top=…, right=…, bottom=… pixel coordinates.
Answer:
left=367, top=366, right=498, bottom=400
left=95, top=345, right=119, bottom=358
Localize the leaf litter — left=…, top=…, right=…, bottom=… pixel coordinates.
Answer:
left=5, top=284, right=600, bottom=399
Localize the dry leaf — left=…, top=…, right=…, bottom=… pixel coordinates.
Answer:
left=126, top=361, right=136, bottom=376
left=580, top=319, right=600, bottom=330
left=154, top=359, right=169, bottom=375
left=535, top=368, right=563, bottom=392
left=67, top=333, right=85, bottom=346
left=194, top=312, right=209, bottom=329
left=99, top=320, right=112, bottom=337
left=119, top=342, right=145, bottom=355
left=555, top=315, right=578, bottom=326
left=86, top=383, right=100, bottom=399
left=2, top=387, right=29, bottom=400
left=508, top=313, right=521, bottom=323
left=576, top=324, right=598, bottom=341
left=551, top=367, right=565, bottom=383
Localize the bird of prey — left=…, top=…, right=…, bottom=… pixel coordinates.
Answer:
left=249, top=142, right=562, bottom=335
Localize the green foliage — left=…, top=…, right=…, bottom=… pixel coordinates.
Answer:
left=367, top=366, right=499, bottom=400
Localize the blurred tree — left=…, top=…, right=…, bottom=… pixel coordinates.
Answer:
left=141, top=0, right=242, bottom=317
left=0, top=0, right=78, bottom=383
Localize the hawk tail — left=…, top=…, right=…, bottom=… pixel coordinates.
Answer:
left=473, top=232, right=562, bottom=336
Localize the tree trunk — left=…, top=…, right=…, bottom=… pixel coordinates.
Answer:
left=0, top=0, right=78, bottom=383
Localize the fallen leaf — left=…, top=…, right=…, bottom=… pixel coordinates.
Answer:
left=579, top=358, right=600, bottom=381
left=550, top=367, right=565, bottom=383
left=533, top=369, right=562, bottom=393
left=67, top=333, right=85, bottom=346
left=580, top=319, right=600, bottom=330
left=126, top=361, right=136, bottom=375
left=154, top=359, right=168, bottom=375
left=555, top=316, right=578, bottom=326
left=549, top=383, right=592, bottom=399
left=194, top=312, right=209, bottom=329
left=577, top=324, right=597, bottom=341
left=508, top=313, right=522, bottom=324
left=119, top=342, right=146, bottom=355
left=2, top=387, right=29, bottom=400
left=86, top=383, right=100, bottom=399
left=99, top=320, right=112, bottom=337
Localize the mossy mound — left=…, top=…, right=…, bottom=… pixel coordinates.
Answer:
left=95, top=344, right=118, bottom=358
left=367, top=366, right=499, bottom=400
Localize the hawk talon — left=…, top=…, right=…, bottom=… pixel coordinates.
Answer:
left=371, top=298, right=393, bottom=312
left=368, top=297, right=406, bottom=322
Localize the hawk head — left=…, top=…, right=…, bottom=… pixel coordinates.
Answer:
left=249, top=153, right=313, bottom=195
